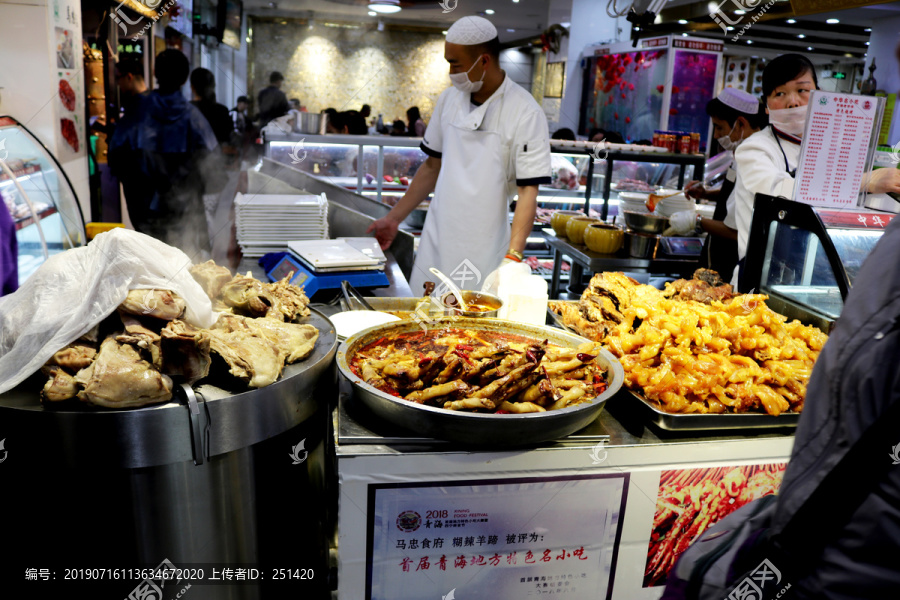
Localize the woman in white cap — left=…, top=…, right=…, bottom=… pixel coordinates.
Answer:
left=367, top=16, right=551, bottom=293
left=666, top=87, right=766, bottom=281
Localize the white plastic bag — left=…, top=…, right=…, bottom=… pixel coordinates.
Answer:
left=481, top=261, right=549, bottom=326
left=0, top=228, right=216, bottom=394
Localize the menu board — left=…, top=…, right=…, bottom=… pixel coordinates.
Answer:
left=367, top=474, right=628, bottom=600
left=46, top=0, right=86, bottom=163
left=794, top=91, right=884, bottom=209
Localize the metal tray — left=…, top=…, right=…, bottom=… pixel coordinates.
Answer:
left=548, top=301, right=800, bottom=431
left=336, top=317, right=625, bottom=446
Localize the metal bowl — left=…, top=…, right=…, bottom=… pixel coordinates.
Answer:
left=336, top=317, right=625, bottom=446
left=623, top=210, right=670, bottom=234
left=627, top=231, right=659, bottom=258
left=440, top=290, right=503, bottom=318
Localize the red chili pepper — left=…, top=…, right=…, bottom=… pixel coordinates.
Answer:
left=456, top=344, right=474, bottom=351
left=577, top=353, right=597, bottom=362
left=418, top=355, right=434, bottom=366
left=593, top=382, right=608, bottom=394
left=453, top=349, right=473, bottom=365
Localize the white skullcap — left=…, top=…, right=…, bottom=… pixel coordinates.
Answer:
left=717, top=87, right=760, bottom=115
left=445, top=16, right=497, bottom=45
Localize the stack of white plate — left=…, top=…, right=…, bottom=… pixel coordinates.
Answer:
left=655, top=193, right=695, bottom=217
left=235, top=193, right=329, bottom=258
left=618, top=191, right=651, bottom=214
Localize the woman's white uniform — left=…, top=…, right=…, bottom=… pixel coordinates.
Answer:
left=731, top=126, right=801, bottom=286
left=409, top=74, right=551, bottom=294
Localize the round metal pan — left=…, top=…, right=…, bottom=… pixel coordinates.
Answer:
left=336, top=317, right=625, bottom=446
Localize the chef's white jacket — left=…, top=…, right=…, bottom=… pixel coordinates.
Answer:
left=420, top=74, right=552, bottom=198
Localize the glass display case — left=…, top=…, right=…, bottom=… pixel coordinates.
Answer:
left=742, top=195, right=891, bottom=332
left=0, top=116, right=86, bottom=283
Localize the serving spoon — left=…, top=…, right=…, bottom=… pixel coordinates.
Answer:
left=429, top=267, right=468, bottom=311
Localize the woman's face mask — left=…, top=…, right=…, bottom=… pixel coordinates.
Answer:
left=450, top=55, right=486, bottom=93
left=768, top=105, right=809, bottom=137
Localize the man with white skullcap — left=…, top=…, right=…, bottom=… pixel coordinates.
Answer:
left=666, top=87, right=766, bottom=281
left=368, top=16, right=551, bottom=294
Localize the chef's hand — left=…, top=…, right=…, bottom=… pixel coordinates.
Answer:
left=683, top=180, right=705, bottom=200
left=865, top=168, right=900, bottom=195
left=663, top=210, right=697, bottom=237
left=366, top=216, right=400, bottom=250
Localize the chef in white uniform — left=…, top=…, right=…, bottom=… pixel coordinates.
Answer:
left=731, top=53, right=900, bottom=289
left=367, top=16, right=551, bottom=294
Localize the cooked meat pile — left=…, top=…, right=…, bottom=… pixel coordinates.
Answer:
left=349, top=329, right=609, bottom=414
left=550, top=270, right=828, bottom=416
left=39, top=261, right=318, bottom=409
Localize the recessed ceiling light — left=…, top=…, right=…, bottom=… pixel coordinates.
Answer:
left=506, top=28, right=515, bottom=32
left=786, top=19, right=796, bottom=24
left=797, top=34, right=805, bottom=38
left=512, top=0, right=519, bottom=3
left=368, top=10, right=375, bottom=15
left=844, top=53, right=853, bottom=57
left=734, top=9, right=745, bottom=15
left=746, top=40, right=753, bottom=44
left=865, top=41, right=869, bottom=45
left=681, top=32, right=688, bottom=37
left=726, top=26, right=734, bottom=31
left=864, top=27, right=871, bottom=32
left=826, top=18, right=839, bottom=24
left=441, top=30, right=447, bottom=35
left=368, top=0, right=401, bottom=14
left=807, top=46, right=813, bottom=51
left=485, top=9, right=495, bottom=14
left=678, top=19, right=688, bottom=25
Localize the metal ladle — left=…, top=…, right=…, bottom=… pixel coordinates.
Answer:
left=429, top=267, right=467, bottom=311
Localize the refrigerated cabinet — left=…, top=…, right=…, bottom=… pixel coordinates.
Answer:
left=0, top=115, right=86, bottom=282
left=741, top=194, right=892, bottom=332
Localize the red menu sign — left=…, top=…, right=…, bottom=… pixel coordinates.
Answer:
left=794, top=91, right=884, bottom=209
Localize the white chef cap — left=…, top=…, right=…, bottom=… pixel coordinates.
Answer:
left=717, top=87, right=760, bottom=115
left=445, top=16, right=498, bottom=45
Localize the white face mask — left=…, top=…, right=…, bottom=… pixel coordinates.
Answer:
left=449, top=55, right=485, bottom=93
left=716, top=122, right=744, bottom=151
left=768, top=105, right=808, bottom=137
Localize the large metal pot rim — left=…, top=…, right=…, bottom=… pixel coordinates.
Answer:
left=336, top=317, right=624, bottom=422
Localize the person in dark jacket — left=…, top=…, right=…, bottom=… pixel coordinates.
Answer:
left=108, top=49, right=218, bottom=258
left=257, top=71, right=290, bottom=127
left=190, top=68, right=233, bottom=144
left=0, top=201, right=17, bottom=295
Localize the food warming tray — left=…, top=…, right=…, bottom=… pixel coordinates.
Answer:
left=336, top=317, right=625, bottom=446
left=547, top=301, right=800, bottom=431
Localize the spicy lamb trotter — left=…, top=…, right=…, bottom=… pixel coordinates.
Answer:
left=349, top=328, right=609, bottom=414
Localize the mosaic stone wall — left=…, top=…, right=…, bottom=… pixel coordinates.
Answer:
left=249, top=18, right=450, bottom=124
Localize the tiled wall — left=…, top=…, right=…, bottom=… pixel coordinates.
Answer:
left=248, top=18, right=449, bottom=124
left=248, top=18, right=536, bottom=124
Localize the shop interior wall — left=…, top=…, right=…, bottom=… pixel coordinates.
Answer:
left=247, top=18, right=449, bottom=124
left=543, top=0, right=571, bottom=135
left=198, top=14, right=249, bottom=110
left=501, top=48, right=536, bottom=101
left=867, top=13, right=900, bottom=145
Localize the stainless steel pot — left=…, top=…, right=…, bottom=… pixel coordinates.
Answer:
left=297, top=111, right=325, bottom=134
left=336, top=317, right=624, bottom=445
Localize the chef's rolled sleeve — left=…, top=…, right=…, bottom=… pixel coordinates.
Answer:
left=420, top=92, right=445, bottom=159
left=514, top=111, right=551, bottom=186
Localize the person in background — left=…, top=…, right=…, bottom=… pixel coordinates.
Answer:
left=589, top=128, right=625, bottom=144
left=115, top=55, right=148, bottom=116
left=325, top=110, right=348, bottom=134
left=390, top=119, right=407, bottom=136
left=345, top=110, right=368, bottom=135
left=360, top=104, right=372, bottom=121
left=0, top=199, right=17, bottom=296
left=287, top=98, right=303, bottom=132
left=667, top=87, right=766, bottom=280
left=406, top=106, right=426, bottom=137
left=257, top=71, right=290, bottom=127
left=731, top=53, right=900, bottom=288
left=230, top=96, right=249, bottom=134
left=549, top=128, right=580, bottom=192
left=367, top=15, right=551, bottom=293
left=108, top=49, right=218, bottom=258
left=552, top=128, right=575, bottom=140
left=189, top=68, right=233, bottom=144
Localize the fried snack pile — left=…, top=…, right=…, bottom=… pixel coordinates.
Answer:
left=349, top=328, right=609, bottom=414
left=644, top=464, right=786, bottom=587
left=551, top=271, right=828, bottom=416
left=39, top=261, right=318, bottom=409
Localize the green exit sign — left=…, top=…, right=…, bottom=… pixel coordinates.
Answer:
left=834, top=72, right=847, bottom=79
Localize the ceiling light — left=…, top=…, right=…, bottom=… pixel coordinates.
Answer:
left=826, top=18, right=839, bottom=24
left=678, top=19, right=688, bottom=25
left=368, top=0, right=401, bottom=14
left=441, top=30, right=448, bottom=35
left=506, top=28, right=515, bottom=32
left=681, top=32, right=688, bottom=37
left=560, top=22, right=570, bottom=28
left=797, top=34, right=805, bottom=38
left=746, top=40, right=752, bottom=44
left=807, top=46, right=813, bottom=51
left=726, top=26, right=734, bottom=31
left=865, top=41, right=869, bottom=45
left=864, top=27, right=871, bottom=32
left=786, top=19, right=796, bottom=24
left=512, top=0, right=519, bottom=3
left=844, top=53, right=853, bottom=57
left=368, top=10, right=376, bottom=16
left=485, top=9, right=495, bottom=14
left=734, top=9, right=745, bottom=15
